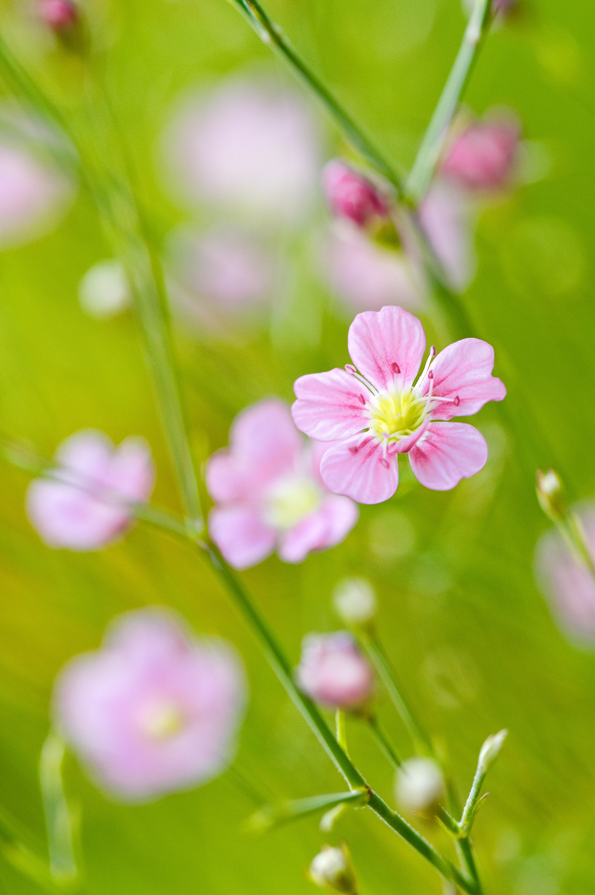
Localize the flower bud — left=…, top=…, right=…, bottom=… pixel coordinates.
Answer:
left=78, top=259, right=131, bottom=319
left=394, top=757, right=445, bottom=817
left=333, top=578, right=376, bottom=628
left=478, top=729, right=508, bottom=774
left=296, top=633, right=374, bottom=711
left=40, top=0, right=78, bottom=31
left=309, top=845, right=357, bottom=894
left=536, top=469, right=566, bottom=522
left=323, top=160, right=390, bottom=229
left=441, top=116, right=520, bottom=192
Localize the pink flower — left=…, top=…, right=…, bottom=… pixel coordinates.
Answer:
left=296, top=632, right=374, bottom=709
left=166, top=226, right=275, bottom=333
left=53, top=608, right=246, bottom=801
left=0, top=119, right=73, bottom=249
left=322, top=160, right=390, bottom=229
left=535, top=506, right=595, bottom=648
left=26, top=430, right=155, bottom=550
left=161, top=76, right=321, bottom=226
left=206, top=399, right=358, bottom=569
left=292, top=306, right=505, bottom=504
left=418, top=180, right=476, bottom=292
left=40, top=0, right=78, bottom=30
left=441, top=114, right=521, bottom=192
left=319, top=225, right=424, bottom=314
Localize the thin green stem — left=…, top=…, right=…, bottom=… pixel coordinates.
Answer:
left=335, top=710, right=349, bottom=754
left=225, top=0, right=403, bottom=191
left=247, top=789, right=368, bottom=832
left=367, top=715, right=401, bottom=771
left=0, top=807, right=67, bottom=895
left=459, top=767, right=486, bottom=838
left=405, top=0, right=494, bottom=204
left=39, top=735, right=78, bottom=885
left=362, top=634, right=434, bottom=757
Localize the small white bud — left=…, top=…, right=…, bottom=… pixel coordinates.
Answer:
left=79, top=259, right=130, bottom=319
left=478, top=729, right=508, bottom=773
left=309, top=845, right=357, bottom=894
left=333, top=578, right=376, bottom=627
left=536, top=469, right=565, bottom=522
left=395, top=757, right=445, bottom=816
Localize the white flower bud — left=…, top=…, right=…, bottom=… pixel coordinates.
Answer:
left=478, top=729, right=508, bottom=774
left=333, top=578, right=376, bottom=627
left=79, top=259, right=130, bottom=319
left=309, top=846, right=357, bottom=894
left=536, top=469, right=565, bottom=522
left=395, top=757, right=445, bottom=816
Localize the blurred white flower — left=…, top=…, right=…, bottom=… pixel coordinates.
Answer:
left=79, top=259, right=130, bottom=319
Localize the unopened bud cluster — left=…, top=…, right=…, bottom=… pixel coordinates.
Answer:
left=536, top=469, right=566, bottom=522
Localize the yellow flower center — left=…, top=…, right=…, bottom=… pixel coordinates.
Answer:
left=266, top=475, right=322, bottom=530
left=140, top=702, right=186, bottom=740
left=366, top=388, right=427, bottom=442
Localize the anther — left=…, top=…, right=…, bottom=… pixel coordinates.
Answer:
left=345, top=364, right=356, bottom=374
left=428, top=370, right=433, bottom=380
left=379, top=458, right=390, bottom=469
left=349, top=445, right=359, bottom=454
left=391, top=362, right=401, bottom=374
left=454, top=396, right=460, bottom=406
left=358, top=394, right=366, bottom=405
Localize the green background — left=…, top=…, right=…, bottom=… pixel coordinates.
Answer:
left=0, top=0, right=594, bottom=892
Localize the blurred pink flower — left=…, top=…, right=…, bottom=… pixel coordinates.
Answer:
left=535, top=507, right=595, bottom=648
left=0, top=131, right=73, bottom=249
left=319, top=224, right=423, bottom=313
left=166, top=226, right=275, bottom=332
left=26, top=430, right=155, bottom=550
left=207, top=399, right=358, bottom=569
left=296, top=632, right=374, bottom=709
left=292, top=305, right=505, bottom=504
left=39, top=0, right=78, bottom=30
left=162, top=76, right=322, bottom=226
left=441, top=113, right=521, bottom=192
left=53, top=608, right=246, bottom=801
left=418, top=180, right=476, bottom=292
left=322, top=160, right=390, bottom=229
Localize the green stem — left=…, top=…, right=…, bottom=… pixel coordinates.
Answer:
left=39, top=735, right=77, bottom=885
left=0, top=807, right=66, bottom=895
left=225, top=0, right=403, bottom=190
left=367, top=715, right=401, bottom=771
left=247, top=789, right=368, bottom=832
left=362, top=635, right=434, bottom=757
left=405, top=0, right=494, bottom=204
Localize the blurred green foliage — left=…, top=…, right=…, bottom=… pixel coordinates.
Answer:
left=1, top=0, right=595, bottom=892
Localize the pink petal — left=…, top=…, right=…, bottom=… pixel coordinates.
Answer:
left=425, top=338, right=506, bottom=419
left=278, top=495, right=358, bottom=563
left=408, top=423, right=487, bottom=491
left=208, top=505, right=276, bottom=569
left=320, top=435, right=399, bottom=504
left=207, top=399, right=302, bottom=502
left=347, top=306, right=426, bottom=392
left=55, top=430, right=114, bottom=483
left=292, top=369, right=369, bottom=442
left=109, top=438, right=155, bottom=503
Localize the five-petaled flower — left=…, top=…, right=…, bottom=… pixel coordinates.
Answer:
left=206, top=399, right=358, bottom=569
left=53, top=608, right=246, bottom=801
left=292, top=306, right=506, bottom=504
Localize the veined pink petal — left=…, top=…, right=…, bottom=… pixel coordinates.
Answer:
left=292, top=369, right=369, bottom=442
left=424, top=338, right=506, bottom=419
left=208, top=505, right=276, bottom=570
left=408, top=423, right=487, bottom=491
left=278, top=495, right=358, bottom=563
left=320, top=435, right=399, bottom=504
left=347, top=306, right=426, bottom=392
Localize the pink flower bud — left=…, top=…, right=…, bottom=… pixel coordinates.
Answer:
left=323, top=160, right=390, bottom=228
left=296, top=632, right=374, bottom=710
left=441, top=116, right=521, bottom=192
left=39, top=0, right=78, bottom=30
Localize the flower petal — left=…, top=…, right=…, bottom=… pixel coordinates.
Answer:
left=424, top=339, right=506, bottom=419
left=208, top=506, right=276, bottom=569
left=320, top=435, right=399, bottom=504
left=347, top=305, right=426, bottom=391
left=278, top=495, right=358, bottom=563
left=408, top=423, right=487, bottom=491
left=292, top=369, right=369, bottom=441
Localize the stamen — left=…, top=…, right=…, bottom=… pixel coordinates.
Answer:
left=391, top=362, right=401, bottom=375
left=416, top=345, right=437, bottom=388
left=345, top=365, right=378, bottom=395
left=379, top=458, right=390, bottom=469
left=454, top=396, right=460, bottom=406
